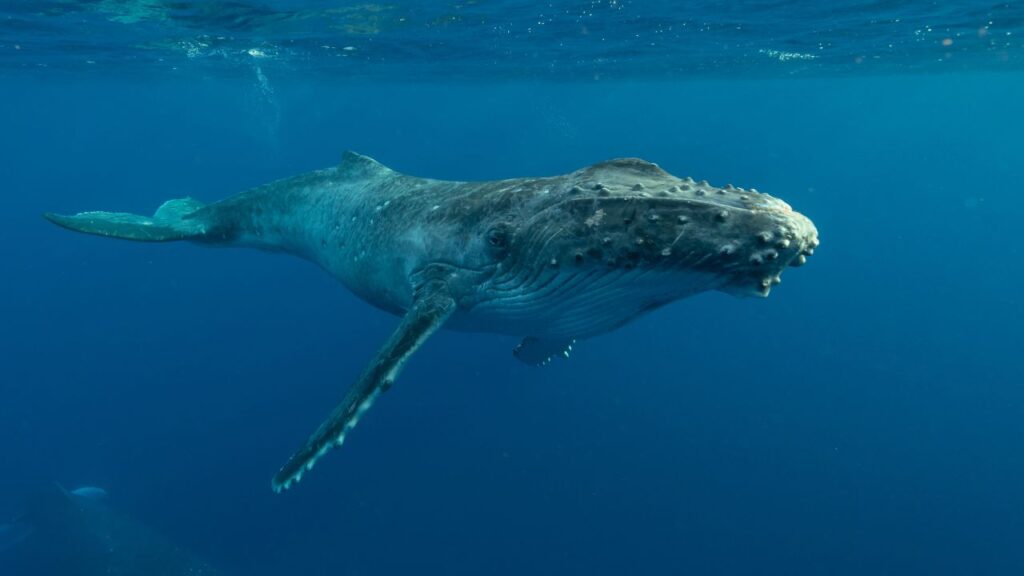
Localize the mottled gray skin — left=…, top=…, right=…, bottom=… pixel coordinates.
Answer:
left=201, top=153, right=815, bottom=332
left=45, top=152, right=818, bottom=492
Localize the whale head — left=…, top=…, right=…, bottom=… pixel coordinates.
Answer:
left=468, top=158, right=818, bottom=338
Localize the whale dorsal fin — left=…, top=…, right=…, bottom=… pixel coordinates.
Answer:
left=338, top=151, right=395, bottom=179
left=583, top=157, right=669, bottom=178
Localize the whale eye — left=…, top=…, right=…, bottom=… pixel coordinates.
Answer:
left=487, top=231, right=506, bottom=247
left=486, top=224, right=512, bottom=256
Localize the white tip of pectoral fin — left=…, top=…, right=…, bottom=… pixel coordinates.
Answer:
left=271, top=388, right=382, bottom=494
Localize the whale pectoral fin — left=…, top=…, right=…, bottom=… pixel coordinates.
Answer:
left=44, top=198, right=208, bottom=242
left=272, top=281, right=457, bottom=493
left=513, top=337, right=576, bottom=366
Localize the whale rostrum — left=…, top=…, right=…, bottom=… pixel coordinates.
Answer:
left=45, top=152, right=819, bottom=493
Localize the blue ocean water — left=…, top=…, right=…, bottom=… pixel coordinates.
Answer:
left=1, top=2, right=1023, bottom=575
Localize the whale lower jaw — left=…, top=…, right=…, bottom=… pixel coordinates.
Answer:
left=459, top=268, right=726, bottom=339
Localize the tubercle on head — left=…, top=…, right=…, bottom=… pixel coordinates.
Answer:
left=476, top=160, right=816, bottom=301
left=509, top=168, right=818, bottom=294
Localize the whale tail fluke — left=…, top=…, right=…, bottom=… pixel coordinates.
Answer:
left=44, top=198, right=209, bottom=242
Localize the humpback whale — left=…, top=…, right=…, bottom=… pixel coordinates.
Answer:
left=45, top=152, right=819, bottom=492
left=0, top=484, right=222, bottom=575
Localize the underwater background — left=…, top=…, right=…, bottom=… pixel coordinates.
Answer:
left=1, top=1, right=1023, bottom=574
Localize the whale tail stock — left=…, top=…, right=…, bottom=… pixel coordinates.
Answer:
left=43, top=198, right=210, bottom=242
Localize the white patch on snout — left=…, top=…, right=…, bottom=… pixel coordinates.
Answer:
left=584, top=209, right=606, bottom=228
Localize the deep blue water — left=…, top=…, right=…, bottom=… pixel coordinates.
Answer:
left=2, top=2, right=1024, bottom=575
